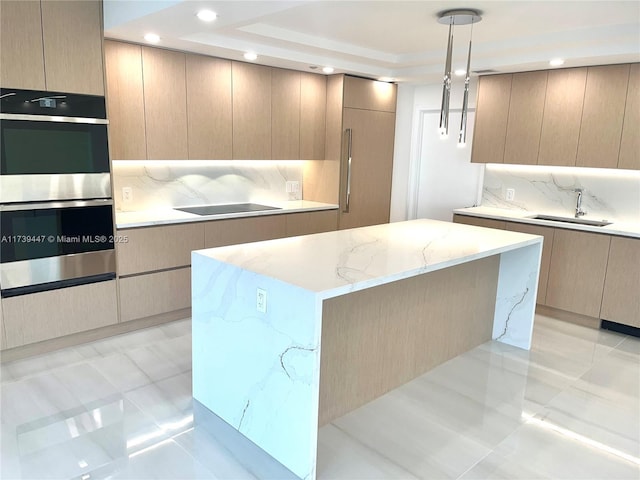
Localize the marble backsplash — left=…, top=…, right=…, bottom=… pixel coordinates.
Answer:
left=482, top=164, right=640, bottom=223
left=111, top=161, right=304, bottom=212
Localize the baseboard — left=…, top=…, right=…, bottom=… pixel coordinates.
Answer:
left=0, top=308, right=191, bottom=363
left=192, top=400, right=299, bottom=479
left=601, top=320, right=640, bottom=338
left=535, top=304, right=601, bottom=330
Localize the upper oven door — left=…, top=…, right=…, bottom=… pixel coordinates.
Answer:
left=0, top=88, right=111, bottom=203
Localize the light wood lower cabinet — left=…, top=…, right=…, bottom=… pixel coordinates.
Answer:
left=119, top=268, right=191, bottom=322
left=506, top=222, right=555, bottom=305
left=546, top=229, right=611, bottom=318
left=1, top=281, right=118, bottom=349
left=117, top=223, right=205, bottom=276
left=453, top=214, right=507, bottom=230
left=600, top=237, right=640, bottom=328
left=204, top=215, right=286, bottom=248
left=285, top=210, right=338, bottom=237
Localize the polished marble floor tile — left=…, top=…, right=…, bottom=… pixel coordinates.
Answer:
left=1, top=313, right=639, bottom=479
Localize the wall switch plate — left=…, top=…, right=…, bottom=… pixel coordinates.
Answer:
left=506, top=188, right=515, bottom=201
left=256, top=288, right=267, bottom=313
left=122, top=187, right=133, bottom=203
left=286, top=181, right=300, bottom=193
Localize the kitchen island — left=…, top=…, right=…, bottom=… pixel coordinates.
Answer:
left=191, top=219, right=543, bottom=479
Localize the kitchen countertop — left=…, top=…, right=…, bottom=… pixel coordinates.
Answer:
left=453, top=206, right=640, bottom=239
left=115, top=200, right=339, bottom=229
left=193, top=218, right=542, bottom=298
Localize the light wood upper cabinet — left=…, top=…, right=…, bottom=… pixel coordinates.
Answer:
left=41, top=0, right=104, bottom=95
left=343, top=76, right=396, bottom=112
left=300, top=72, right=327, bottom=160
left=232, top=62, right=272, bottom=159
left=142, top=47, right=188, bottom=159
left=600, top=237, right=640, bottom=328
left=186, top=54, right=232, bottom=159
left=538, top=68, right=587, bottom=166
left=0, top=1, right=45, bottom=89
left=272, top=69, right=301, bottom=159
left=504, top=71, right=547, bottom=165
left=104, top=41, right=147, bottom=160
left=505, top=222, right=555, bottom=305
left=546, top=229, right=610, bottom=318
left=576, top=64, right=630, bottom=169
left=618, top=63, right=640, bottom=170
left=471, top=74, right=512, bottom=164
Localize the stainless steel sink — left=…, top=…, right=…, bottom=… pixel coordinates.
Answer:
left=531, top=214, right=612, bottom=227
left=175, top=203, right=281, bottom=216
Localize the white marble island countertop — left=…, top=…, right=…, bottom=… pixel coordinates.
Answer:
left=454, top=206, right=640, bottom=238
left=193, top=218, right=542, bottom=299
left=115, top=200, right=338, bottom=229
left=192, top=218, right=543, bottom=479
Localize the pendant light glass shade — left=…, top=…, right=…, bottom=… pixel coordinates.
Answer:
left=438, top=21, right=454, bottom=138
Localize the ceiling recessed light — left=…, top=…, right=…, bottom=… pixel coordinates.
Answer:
left=243, top=52, right=258, bottom=61
left=549, top=58, right=565, bottom=67
left=196, top=9, right=217, bottom=22
left=144, top=33, right=160, bottom=43
left=454, top=69, right=467, bottom=77
left=322, top=66, right=334, bottom=74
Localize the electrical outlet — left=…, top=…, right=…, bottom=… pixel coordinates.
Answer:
left=256, top=288, right=267, bottom=313
left=506, top=188, right=515, bottom=201
left=285, top=181, right=300, bottom=193
left=122, top=187, right=133, bottom=203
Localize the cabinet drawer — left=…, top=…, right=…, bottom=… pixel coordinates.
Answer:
left=1, top=280, right=118, bottom=349
left=119, top=268, right=191, bottom=322
left=453, top=215, right=506, bottom=230
left=285, top=210, right=337, bottom=237
left=204, top=216, right=286, bottom=248
left=117, top=223, right=204, bottom=275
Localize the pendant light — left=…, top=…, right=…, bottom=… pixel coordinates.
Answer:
left=437, top=9, right=482, bottom=146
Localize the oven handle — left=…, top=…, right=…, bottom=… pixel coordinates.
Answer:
left=0, top=113, right=109, bottom=124
left=0, top=198, right=113, bottom=211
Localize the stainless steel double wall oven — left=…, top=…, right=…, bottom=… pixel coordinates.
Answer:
left=0, top=88, right=116, bottom=297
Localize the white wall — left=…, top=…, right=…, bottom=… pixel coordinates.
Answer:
left=390, top=79, right=481, bottom=222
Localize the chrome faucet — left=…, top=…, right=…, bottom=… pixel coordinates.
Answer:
left=574, top=188, right=587, bottom=218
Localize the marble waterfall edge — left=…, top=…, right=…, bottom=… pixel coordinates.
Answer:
left=493, top=243, right=542, bottom=350
left=191, top=252, right=321, bottom=480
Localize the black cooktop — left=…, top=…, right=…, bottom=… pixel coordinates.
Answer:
left=174, top=203, right=281, bottom=216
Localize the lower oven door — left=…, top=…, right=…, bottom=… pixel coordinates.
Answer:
left=0, top=199, right=116, bottom=297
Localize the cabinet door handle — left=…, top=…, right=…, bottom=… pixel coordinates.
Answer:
left=344, top=128, right=353, bottom=213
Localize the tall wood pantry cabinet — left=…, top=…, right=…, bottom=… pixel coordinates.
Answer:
left=325, top=75, right=397, bottom=230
